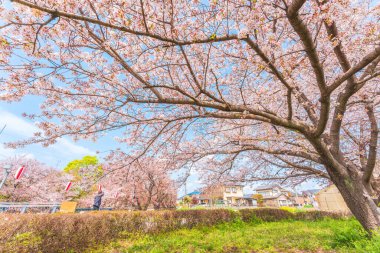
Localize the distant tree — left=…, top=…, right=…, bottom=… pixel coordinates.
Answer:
left=191, top=195, right=199, bottom=205
left=63, top=156, right=103, bottom=201
left=200, top=184, right=224, bottom=206
left=93, top=153, right=177, bottom=210
left=253, top=194, right=264, bottom=207
left=182, top=195, right=192, bottom=208
left=0, top=156, right=65, bottom=202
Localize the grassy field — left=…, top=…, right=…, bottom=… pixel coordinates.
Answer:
left=91, top=218, right=380, bottom=253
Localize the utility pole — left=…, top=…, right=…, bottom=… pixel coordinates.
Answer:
left=0, top=164, right=11, bottom=190
left=0, top=125, right=11, bottom=190
left=294, top=185, right=299, bottom=208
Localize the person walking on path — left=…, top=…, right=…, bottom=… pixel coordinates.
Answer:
left=93, top=190, right=104, bottom=211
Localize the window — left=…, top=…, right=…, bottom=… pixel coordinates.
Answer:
left=258, top=191, right=270, bottom=197
left=279, top=200, right=288, bottom=206
left=232, top=187, right=237, bottom=193
left=225, top=187, right=231, bottom=193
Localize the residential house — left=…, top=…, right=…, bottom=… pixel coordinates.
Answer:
left=301, top=189, right=320, bottom=206
left=224, top=184, right=245, bottom=205
left=315, top=185, right=350, bottom=213
left=292, top=189, right=320, bottom=207
left=243, top=194, right=258, bottom=207
left=254, top=184, right=293, bottom=207
left=200, top=184, right=245, bottom=206
left=177, top=190, right=202, bottom=204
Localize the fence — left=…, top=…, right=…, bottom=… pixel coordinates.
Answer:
left=0, top=202, right=60, bottom=213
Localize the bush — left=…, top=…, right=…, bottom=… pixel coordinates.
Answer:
left=239, top=208, right=294, bottom=222
left=0, top=208, right=347, bottom=253
left=279, top=206, right=299, bottom=213
left=0, top=209, right=238, bottom=253
left=294, top=210, right=346, bottom=221
left=239, top=208, right=347, bottom=223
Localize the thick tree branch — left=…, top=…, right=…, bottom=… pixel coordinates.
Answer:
left=329, top=48, right=380, bottom=154
left=287, top=0, right=306, bottom=17
left=286, top=0, right=330, bottom=137
left=328, top=47, right=380, bottom=93
left=363, top=104, right=378, bottom=183
left=274, top=155, right=330, bottom=179
left=287, top=0, right=327, bottom=92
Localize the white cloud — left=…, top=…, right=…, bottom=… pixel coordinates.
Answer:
left=54, top=138, right=95, bottom=156
left=0, top=110, right=37, bottom=137
left=0, top=108, right=94, bottom=163
left=0, top=143, right=35, bottom=160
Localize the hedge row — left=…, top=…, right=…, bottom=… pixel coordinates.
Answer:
left=0, top=208, right=348, bottom=253
left=239, top=208, right=345, bottom=222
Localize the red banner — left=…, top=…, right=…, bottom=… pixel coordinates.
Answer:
left=65, top=181, right=72, bottom=192
left=14, top=166, right=25, bottom=180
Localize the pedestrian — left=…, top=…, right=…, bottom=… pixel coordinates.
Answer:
left=93, top=190, right=104, bottom=211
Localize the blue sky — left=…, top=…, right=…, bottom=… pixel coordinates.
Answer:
left=0, top=97, right=205, bottom=195
left=0, top=98, right=98, bottom=168
left=0, top=92, right=205, bottom=195
left=0, top=99, right=319, bottom=195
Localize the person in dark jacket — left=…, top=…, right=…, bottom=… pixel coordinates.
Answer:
left=93, top=190, right=104, bottom=210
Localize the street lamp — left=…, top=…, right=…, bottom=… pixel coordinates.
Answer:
left=0, top=164, right=12, bottom=190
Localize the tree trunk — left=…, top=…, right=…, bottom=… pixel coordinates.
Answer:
left=330, top=170, right=380, bottom=232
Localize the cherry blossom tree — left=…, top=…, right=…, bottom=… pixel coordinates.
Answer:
left=0, top=156, right=65, bottom=202
left=0, top=0, right=379, bottom=231
left=99, top=154, right=177, bottom=210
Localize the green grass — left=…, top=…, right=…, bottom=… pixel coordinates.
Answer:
left=90, top=218, right=380, bottom=253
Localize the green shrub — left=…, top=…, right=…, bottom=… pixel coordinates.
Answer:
left=239, top=208, right=294, bottom=222
left=294, top=210, right=346, bottom=221
left=279, top=206, right=298, bottom=213
left=0, top=209, right=238, bottom=253
left=0, top=208, right=347, bottom=253
left=4, top=232, right=42, bottom=253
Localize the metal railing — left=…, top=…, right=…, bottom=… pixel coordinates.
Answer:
left=0, top=202, right=114, bottom=213
left=0, top=202, right=60, bottom=213
left=76, top=207, right=113, bottom=212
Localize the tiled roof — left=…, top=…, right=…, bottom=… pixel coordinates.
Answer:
left=262, top=192, right=289, bottom=200
left=187, top=191, right=202, bottom=196
left=223, top=182, right=244, bottom=187
left=178, top=190, right=202, bottom=200
left=254, top=184, right=282, bottom=191
left=301, top=189, right=320, bottom=195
